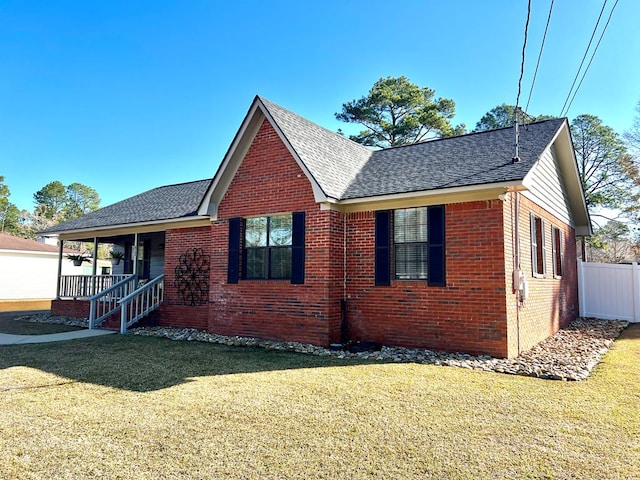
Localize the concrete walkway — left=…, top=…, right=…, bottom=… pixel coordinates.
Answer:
left=0, top=329, right=116, bottom=345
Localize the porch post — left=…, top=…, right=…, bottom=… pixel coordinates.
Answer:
left=56, top=238, right=63, bottom=299
left=133, top=233, right=139, bottom=277
left=92, top=236, right=98, bottom=295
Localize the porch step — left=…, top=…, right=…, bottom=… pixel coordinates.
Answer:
left=136, top=309, right=161, bottom=327
left=101, top=315, right=121, bottom=330
left=96, top=308, right=160, bottom=330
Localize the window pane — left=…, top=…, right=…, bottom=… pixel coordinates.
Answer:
left=246, top=248, right=266, bottom=278
left=245, top=217, right=267, bottom=247
left=394, top=209, right=407, bottom=243
left=554, top=228, right=563, bottom=276
left=394, top=207, right=427, bottom=243
left=395, top=243, right=428, bottom=280
left=269, top=215, right=292, bottom=246
left=270, top=247, right=292, bottom=279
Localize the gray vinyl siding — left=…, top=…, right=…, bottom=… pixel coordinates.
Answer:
left=149, top=243, right=164, bottom=279
left=522, top=145, right=574, bottom=226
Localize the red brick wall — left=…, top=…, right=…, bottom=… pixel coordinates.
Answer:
left=160, top=226, right=212, bottom=330
left=50, top=299, right=120, bottom=327
left=209, top=119, right=342, bottom=345
left=51, top=299, right=91, bottom=319
left=345, top=201, right=510, bottom=357
left=144, top=118, right=579, bottom=359
left=505, top=194, right=579, bottom=355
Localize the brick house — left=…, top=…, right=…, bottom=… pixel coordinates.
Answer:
left=44, top=96, right=590, bottom=358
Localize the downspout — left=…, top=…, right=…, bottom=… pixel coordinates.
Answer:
left=514, top=192, right=522, bottom=354
left=340, top=212, right=349, bottom=345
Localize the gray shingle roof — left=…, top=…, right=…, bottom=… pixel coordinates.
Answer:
left=259, top=97, right=564, bottom=200
left=42, top=179, right=211, bottom=233
left=45, top=99, right=567, bottom=236
left=259, top=96, right=372, bottom=199
left=342, top=119, right=565, bottom=199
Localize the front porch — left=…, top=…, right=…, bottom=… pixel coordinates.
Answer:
left=52, top=231, right=166, bottom=332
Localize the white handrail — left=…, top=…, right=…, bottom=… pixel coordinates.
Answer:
left=88, top=275, right=138, bottom=329
left=119, top=274, right=164, bottom=334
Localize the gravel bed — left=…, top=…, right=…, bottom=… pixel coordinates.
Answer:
left=20, top=314, right=628, bottom=381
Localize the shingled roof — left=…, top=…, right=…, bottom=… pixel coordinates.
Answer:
left=0, top=232, right=77, bottom=253
left=45, top=96, right=586, bottom=236
left=43, top=179, right=211, bottom=234
left=342, top=119, right=566, bottom=199
left=255, top=97, right=565, bottom=200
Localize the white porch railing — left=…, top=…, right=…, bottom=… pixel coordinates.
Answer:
left=59, top=274, right=132, bottom=299
left=119, top=274, right=164, bottom=334
left=88, top=275, right=139, bottom=329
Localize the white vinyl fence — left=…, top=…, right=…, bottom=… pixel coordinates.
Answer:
left=578, top=261, right=640, bottom=322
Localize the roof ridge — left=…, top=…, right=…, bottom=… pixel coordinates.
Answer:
left=256, top=95, right=373, bottom=199
left=257, top=95, right=373, bottom=154
left=152, top=178, right=211, bottom=189
left=374, top=117, right=566, bottom=153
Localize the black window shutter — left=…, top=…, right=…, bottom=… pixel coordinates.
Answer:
left=551, top=226, right=557, bottom=277
left=427, top=205, right=446, bottom=287
left=291, top=211, right=306, bottom=284
left=530, top=214, right=538, bottom=275
left=541, top=219, right=547, bottom=276
left=227, top=217, right=241, bottom=284
left=375, top=210, right=391, bottom=286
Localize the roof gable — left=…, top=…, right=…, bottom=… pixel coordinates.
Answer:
left=200, top=97, right=589, bottom=233
left=523, top=121, right=591, bottom=234
left=258, top=97, right=372, bottom=199
left=199, top=96, right=372, bottom=215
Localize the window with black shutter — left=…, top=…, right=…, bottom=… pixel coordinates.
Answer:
left=375, top=210, right=391, bottom=286
left=551, top=226, right=563, bottom=278
left=385, top=205, right=445, bottom=286
left=531, top=215, right=546, bottom=277
left=243, top=214, right=295, bottom=280
left=394, top=207, right=429, bottom=280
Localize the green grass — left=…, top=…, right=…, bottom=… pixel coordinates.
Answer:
left=0, top=325, right=638, bottom=479
left=0, top=314, right=83, bottom=335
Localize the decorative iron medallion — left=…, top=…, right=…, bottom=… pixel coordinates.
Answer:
left=173, top=248, right=210, bottom=306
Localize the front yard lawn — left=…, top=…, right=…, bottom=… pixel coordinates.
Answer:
left=0, top=314, right=82, bottom=335
left=0, top=324, right=638, bottom=479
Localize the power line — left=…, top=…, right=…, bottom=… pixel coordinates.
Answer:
left=515, top=0, right=532, bottom=111
left=562, top=0, right=620, bottom=117
left=524, top=0, right=555, bottom=114
left=514, top=0, right=532, bottom=164
left=559, top=0, right=609, bottom=117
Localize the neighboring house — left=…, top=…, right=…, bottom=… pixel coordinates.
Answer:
left=0, top=233, right=109, bottom=310
left=43, top=96, right=591, bottom=358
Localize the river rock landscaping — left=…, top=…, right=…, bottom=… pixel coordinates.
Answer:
left=20, top=313, right=628, bottom=381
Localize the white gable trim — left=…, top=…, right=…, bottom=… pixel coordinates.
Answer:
left=198, top=97, right=328, bottom=218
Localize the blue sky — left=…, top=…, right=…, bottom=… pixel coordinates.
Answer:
left=2, top=0, right=639, bottom=212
